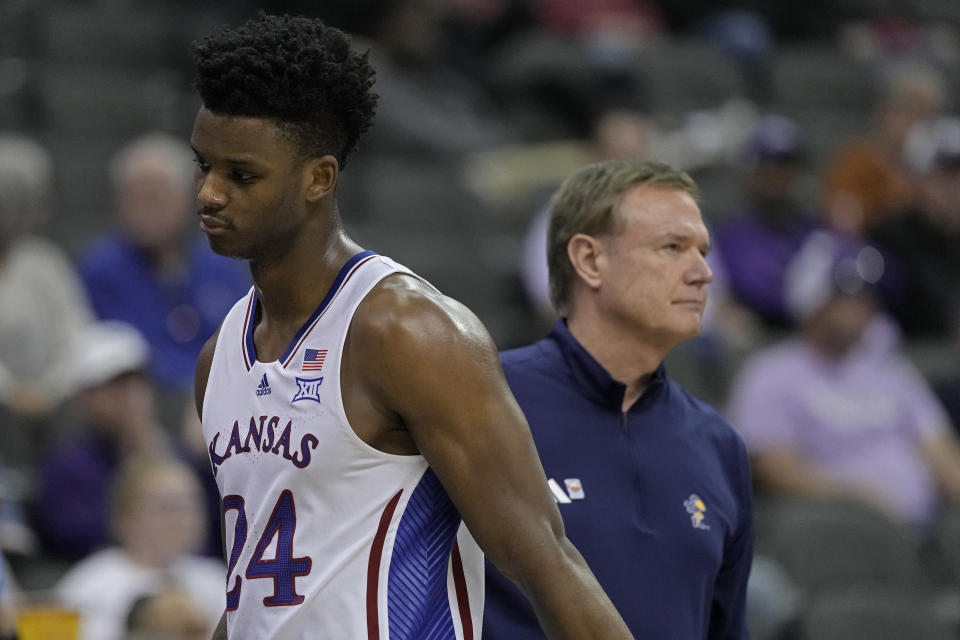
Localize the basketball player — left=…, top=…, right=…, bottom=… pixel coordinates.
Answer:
left=191, top=13, right=632, bottom=640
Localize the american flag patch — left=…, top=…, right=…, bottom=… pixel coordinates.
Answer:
left=301, top=348, right=327, bottom=371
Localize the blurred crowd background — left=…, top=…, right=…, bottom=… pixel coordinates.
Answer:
left=3, top=0, right=960, bottom=639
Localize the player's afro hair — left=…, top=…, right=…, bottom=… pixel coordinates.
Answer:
left=193, top=12, right=378, bottom=167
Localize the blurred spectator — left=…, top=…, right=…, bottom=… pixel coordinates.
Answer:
left=54, top=458, right=223, bottom=640
left=0, top=555, right=15, bottom=640
left=711, top=114, right=825, bottom=329
left=696, top=8, right=776, bottom=104
left=124, top=586, right=210, bottom=640
left=35, top=321, right=171, bottom=559
left=519, top=106, right=656, bottom=323
left=870, top=116, right=960, bottom=339
left=727, top=230, right=960, bottom=535
left=840, top=12, right=960, bottom=69
left=532, top=0, right=663, bottom=38
left=358, top=0, right=515, bottom=155
left=77, top=133, right=249, bottom=395
left=822, top=59, right=945, bottom=235
left=477, top=0, right=662, bottom=144
left=657, top=1, right=844, bottom=41
left=0, top=135, right=93, bottom=422
left=443, top=0, right=535, bottom=80
left=0, top=457, right=33, bottom=558
left=531, top=0, right=665, bottom=87
left=933, top=312, right=960, bottom=440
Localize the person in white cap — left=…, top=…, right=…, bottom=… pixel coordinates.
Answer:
left=34, top=321, right=170, bottom=559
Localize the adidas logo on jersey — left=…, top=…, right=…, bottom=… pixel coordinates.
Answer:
left=256, top=373, right=272, bottom=396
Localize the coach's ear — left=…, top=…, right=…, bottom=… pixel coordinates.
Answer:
left=567, top=233, right=607, bottom=292
left=304, top=155, right=339, bottom=202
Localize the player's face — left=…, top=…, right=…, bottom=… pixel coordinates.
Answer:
left=190, top=107, right=312, bottom=260
left=596, top=184, right=712, bottom=349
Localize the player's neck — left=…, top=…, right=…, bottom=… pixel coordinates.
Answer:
left=250, top=228, right=360, bottom=323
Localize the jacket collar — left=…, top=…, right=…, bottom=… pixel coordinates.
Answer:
left=548, top=318, right=666, bottom=411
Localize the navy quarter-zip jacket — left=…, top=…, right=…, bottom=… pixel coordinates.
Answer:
left=483, top=320, right=754, bottom=640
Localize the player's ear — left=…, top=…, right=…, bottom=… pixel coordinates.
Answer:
left=567, top=233, right=606, bottom=291
left=304, top=155, right=339, bottom=202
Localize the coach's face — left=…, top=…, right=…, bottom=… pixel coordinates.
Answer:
left=595, top=184, right=712, bottom=349
left=189, top=107, right=336, bottom=260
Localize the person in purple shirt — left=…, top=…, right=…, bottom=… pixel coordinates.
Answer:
left=727, top=230, right=960, bottom=533
left=78, top=133, right=249, bottom=394
left=711, top=114, right=825, bottom=328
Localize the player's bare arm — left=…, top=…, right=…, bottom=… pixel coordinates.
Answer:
left=344, top=274, right=633, bottom=640
left=195, top=327, right=220, bottom=422
left=194, top=328, right=228, bottom=640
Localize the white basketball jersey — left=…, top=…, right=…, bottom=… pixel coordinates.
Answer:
left=202, top=251, right=484, bottom=640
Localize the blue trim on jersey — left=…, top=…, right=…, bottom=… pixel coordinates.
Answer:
left=243, top=250, right=377, bottom=366
left=387, top=469, right=461, bottom=640
left=244, top=290, right=257, bottom=370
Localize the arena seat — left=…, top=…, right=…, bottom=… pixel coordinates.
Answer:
left=799, top=584, right=958, bottom=640
left=755, top=495, right=923, bottom=595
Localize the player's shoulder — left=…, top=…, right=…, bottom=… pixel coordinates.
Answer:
left=194, top=324, right=222, bottom=419
left=353, top=273, right=490, bottom=351
left=196, top=325, right=220, bottom=373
